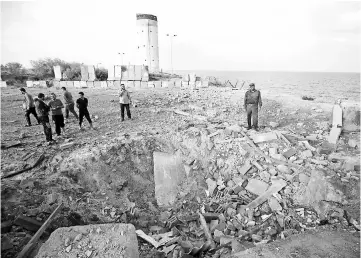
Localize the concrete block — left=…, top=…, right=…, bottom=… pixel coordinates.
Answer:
left=114, top=80, right=121, bottom=88
left=53, top=66, right=62, bottom=80
left=107, top=65, right=115, bottom=80
left=87, top=65, right=96, bottom=81
left=202, top=81, right=209, bottom=87
left=26, top=81, right=33, bottom=87
left=196, top=81, right=202, bottom=88
left=35, top=224, right=139, bottom=258
left=39, top=81, right=47, bottom=87
left=245, top=179, right=269, bottom=196
left=66, top=81, right=74, bottom=87
left=175, top=80, right=182, bottom=87
left=154, top=152, right=186, bottom=206
left=189, top=73, right=196, bottom=82
left=141, top=81, right=148, bottom=88
left=127, top=81, right=135, bottom=88
left=128, top=65, right=135, bottom=80
left=250, top=132, right=278, bottom=143
left=154, top=81, right=161, bottom=88
left=162, top=81, right=169, bottom=88
left=1, top=220, right=12, bottom=233
left=134, top=81, right=141, bottom=88
left=80, top=81, right=87, bottom=88
left=80, top=66, right=88, bottom=81
left=283, top=148, right=297, bottom=159
left=141, top=66, right=149, bottom=81
left=181, top=81, right=189, bottom=87
left=94, top=81, right=101, bottom=88
left=148, top=82, right=155, bottom=88
left=100, top=81, right=107, bottom=88
left=343, top=106, right=360, bottom=132
left=53, top=80, right=60, bottom=88
left=14, top=215, right=42, bottom=232
left=168, top=81, right=175, bottom=87
left=114, top=65, right=122, bottom=80
left=182, top=74, right=189, bottom=82
left=121, top=65, right=128, bottom=80
left=107, top=81, right=114, bottom=88
left=134, top=65, right=142, bottom=80
left=33, top=81, right=40, bottom=87
left=73, top=81, right=80, bottom=88
left=60, top=81, right=67, bottom=88
left=86, top=81, right=94, bottom=88
left=189, top=81, right=196, bottom=90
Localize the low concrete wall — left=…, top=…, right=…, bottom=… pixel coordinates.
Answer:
left=80, top=81, right=87, bottom=88
left=26, top=81, right=47, bottom=88
left=66, top=81, right=74, bottom=87
left=101, top=81, right=107, bottom=88
left=86, top=81, right=94, bottom=88
left=134, top=81, right=141, bottom=88
left=0, top=81, right=7, bottom=87
left=141, top=81, right=148, bottom=88
left=94, top=81, right=101, bottom=88
left=73, top=81, right=81, bottom=88
left=107, top=81, right=114, bottom=88
left=114, top=81, right=121, bottom=87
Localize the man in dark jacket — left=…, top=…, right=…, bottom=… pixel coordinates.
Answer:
left=48, top=93, right=65, bottom=137
left=76, top=92, right=93, bottom=130
left=35, top=93, right=54, bottom=143
left=244, top=83, right=262, bottom=131
left=61, top=87, right=79, bottom=122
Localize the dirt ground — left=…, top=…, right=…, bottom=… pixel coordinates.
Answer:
left=1, top=84, right=360, bottom=257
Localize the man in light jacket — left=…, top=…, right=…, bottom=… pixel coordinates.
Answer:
left=61, top=87, right=79, bottom=122
left=119, top=84, right=132, bottom=122
left=20, top=87, right=40, bottom=127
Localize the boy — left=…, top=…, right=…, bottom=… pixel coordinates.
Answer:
left=119, top=84, right=132, bottom=121
left=76, top=92, right=94, bottom=130
left=35, top=93, right=54, bottom=143
left=48, top=93, right=66, bottom=136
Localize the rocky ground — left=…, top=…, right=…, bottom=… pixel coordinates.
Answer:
left=1, top=84, right=360, bottom=258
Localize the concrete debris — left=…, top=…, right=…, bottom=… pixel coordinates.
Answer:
left=14, top=215, right=42, bottom=232
left=250, top=132, right=278, bottom=143
left=245, top=179, right=269, bottom=196
left=269, top=122, right=279, bottom=128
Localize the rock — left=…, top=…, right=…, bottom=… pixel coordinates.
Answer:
left=251, top=234, right=262, bottom=242
left=268, top=197, right=282, bottom=211
left=226, top=125, right=242, bottom=133
left=206, top=178, right=217, bottom=196
left=14, top=215, right=42, bottom=232
left=47, top=193, right=58, bottom=205
left=271, top=154, right=287, bottom=162
left=213, top=229, right=225, bottom=243
left=276, top=164, right=291, bottom=174
left=259, top=171, right=270, bottom=182
left=265, top=228, right=278, bottom=236
left=269, top=168, right=278, bottom=176
left=217, top=158, right=225, bottom=168
left=153, top=152, right=186, bottom=206
left=227, top=180, right=235, bottom=188
left=283, top=186, right=292, bottom=195
left=60, top=142, right=74, bottom=150
left=36, top=224, right=139, bottom=258
left=269, top=148, right=278, bottom=156
left=227, top=208, right=237, bottom=217
left=245, top=179, right=269, bottom=196
left=293, top=170, right=347, bottom=217
left=250, top=132, right=278, bottom=143
left=289, top=156, right=297, bottom=162
left=348, top=139, right=358, bottom=148
left=301, top=150, right=313, bottom=158
left=269, top=122, right=279, bottom=128
left=283, top=148, right=297, bottom=159
left=1, top=220, right=12, bottom=233
left=1, top=236, right=13, bottom=251
left=247, top=221, right=256, bottom=227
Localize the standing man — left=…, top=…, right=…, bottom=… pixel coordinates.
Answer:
left=244, top=83, right=262, bottom=131
left=61, top=87, right=79, bottom=123
left=48, top=93, right=66, bottom=136
left=76, top=92, right=94, bottom=130
left=34, top=93, right=54, bottom=143
left=20, top=88, right=40, bottom=127
left=119, top=84, right=132, bottom=122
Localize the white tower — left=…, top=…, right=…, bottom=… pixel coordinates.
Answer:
left=136, top=14, right=159, bottom=73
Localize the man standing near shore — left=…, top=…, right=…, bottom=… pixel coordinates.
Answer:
left=48, top=93, right=66, bottom=136
left=76, top=92, right=94, bottom=130
left=118, top=84, right=132, bottom=122
left=20, top=88, right=40, bottom=127
left=34, top=93, right=54, bottom=144
left=244, top=83, right=262, bottom=131
left=61, top=87, right=79, bottom=123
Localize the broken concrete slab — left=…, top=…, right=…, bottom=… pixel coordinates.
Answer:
left=1, top=236, right=13, bottom=251
left=298, top=173, right=310, bottom=184
left=35, top=224, right=139, bottom=258
left=153, top=152, right=186, bottom=207
left=268, top=197, right=282, bottom=211
left=245, top=179, right=269, bottom=196
left=1, top=220, right=12, bottom=233
left=14, top=215, right=42, bottom=232
left=231, top=229, right=360, bottom=258
left=328, top=127, right=342, bottom=144
left=250, top=132, right=278, bottom=144
left=301, top=150, right=313, bottom=158
left=282, top=148, right=297, bottom=159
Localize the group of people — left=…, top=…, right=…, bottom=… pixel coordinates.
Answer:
left=21, top=81, right=261, bottom=143
left=20, top=84, right=133, bottom=144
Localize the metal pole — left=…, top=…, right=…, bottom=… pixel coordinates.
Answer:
left=170, top=36, right=173, bottom=74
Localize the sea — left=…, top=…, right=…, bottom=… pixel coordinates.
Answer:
left=172, top=70, right=360, bottom=104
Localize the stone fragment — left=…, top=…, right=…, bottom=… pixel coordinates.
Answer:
left=227, top=208, right=237, bottom=217
left=213, top=229, right=224, bottom=243
left=276, top=164, right=291, bottom=174
left=36, top=224, right=139, bottom=258
left=250, top=132, right=278, bottom=143
left=239, top=162, right=253, bottom=175
left=269, top=122, right=279, bottom=128
left=245, top=179, right=269, bottom=196
left=268, top=197, right=282, bottom=211
left=206, top=178, right=217, bottom=196
left=269, top=168, right=278, bottom=176
left=259, top=171, right=270, bottom=182
left=283, top=148, right=297, bottom=159
left=247, top=221, right=256, bottom=227
left=269, top=148, right=278, bottom=156
left=271, top=154, right=287, bottom=162
left=1, top=236, right=13, bottom=251
left=348, top=139, right=358, bottom=148
left=60, top=142, right=74, bottom=150
left=301, top=150, right=313, bottom=158
left=14, top=215, right=42, bottom=232
left=153, top=152, right=186, bottom=206
left=1, top=220, right=12, bottom=233
left=251, top=234, right=262, bottom=242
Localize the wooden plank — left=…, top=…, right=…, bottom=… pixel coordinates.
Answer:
left=17, top=203, right=63, bottom=258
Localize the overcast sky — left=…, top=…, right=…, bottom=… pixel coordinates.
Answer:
left=1, top=0, right=360, bottom=72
